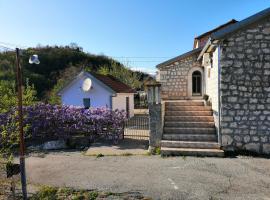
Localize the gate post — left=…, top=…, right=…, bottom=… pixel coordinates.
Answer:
left=147, top=83, right=163, bottom=153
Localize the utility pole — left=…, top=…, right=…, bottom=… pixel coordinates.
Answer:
left=15, top=48, right=27, bottom=200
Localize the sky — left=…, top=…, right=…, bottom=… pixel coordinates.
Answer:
left=0, top=0, right=269, bottom=75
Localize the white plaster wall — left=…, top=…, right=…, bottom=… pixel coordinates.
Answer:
left=204, top=48, right=219, bottom=130
left=61, top=74, right=113, bottom=108
left=156, top=70, right=160, bottom=81
left=112, top=93, right=134, bottom=117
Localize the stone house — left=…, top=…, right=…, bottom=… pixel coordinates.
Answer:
left=155, top=8, right=270, bottom=156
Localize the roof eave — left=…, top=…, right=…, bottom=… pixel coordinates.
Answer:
left=197, top=38, right=220, bottom=61
left=197, top=38, right=212, bottom=61
left=211, top=7, right=270, bottom=40
left=57, top=71, right=117, bottom=96
left=156, top=47, right=203, bottom=69
left=57, top=71, right=85, bottom=96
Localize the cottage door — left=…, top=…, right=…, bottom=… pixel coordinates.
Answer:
left=192, top=71, right=202, bottom=96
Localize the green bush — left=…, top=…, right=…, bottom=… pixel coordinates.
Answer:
left=0, top=80, right=37, bottom=161
left=31, top=186, right=58, bottom=200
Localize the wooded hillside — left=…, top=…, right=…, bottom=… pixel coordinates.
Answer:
left=0, top=44, right=150, bottom=101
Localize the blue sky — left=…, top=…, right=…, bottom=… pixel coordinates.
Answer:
left=0, top=0, right=269, bottom=74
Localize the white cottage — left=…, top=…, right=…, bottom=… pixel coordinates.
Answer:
left=58, top=71, right=135, bottom=117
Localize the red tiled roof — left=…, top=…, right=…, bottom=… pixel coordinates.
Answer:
left=195, top=19, right=238, bottom=39
left=92, top=73, right=135, bottom=93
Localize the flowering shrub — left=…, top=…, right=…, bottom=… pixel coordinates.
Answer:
left=0, top=104, right=126, bottom=143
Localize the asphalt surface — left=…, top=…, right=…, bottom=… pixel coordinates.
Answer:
left=25, top=152, right=270, bottom=200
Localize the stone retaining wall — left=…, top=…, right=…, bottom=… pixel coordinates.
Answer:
left=220, top=17, right=270, bottom=154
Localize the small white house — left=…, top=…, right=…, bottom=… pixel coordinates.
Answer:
left=58, top=71, right=135, bottom=117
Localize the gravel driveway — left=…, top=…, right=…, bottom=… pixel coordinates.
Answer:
left=25, top=152, right=270, bottom=200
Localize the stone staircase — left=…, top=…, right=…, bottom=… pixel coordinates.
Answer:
left=161, top=101, right=224, bottom=157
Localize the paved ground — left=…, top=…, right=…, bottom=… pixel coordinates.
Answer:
left=25, top=152, right=270, bottom=200
left=86, top=139, right=149, bottom=156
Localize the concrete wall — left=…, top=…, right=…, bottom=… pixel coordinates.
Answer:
left=112, top=93, right=134, bottom=117
left=158, top=53, right=203, bottom=100
left=219, top=17, right=270, bottom=154
left=61, top=74, right=113, bottom=108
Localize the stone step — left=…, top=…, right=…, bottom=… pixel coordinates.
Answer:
left=162, top=134, right=217, bottom=141
left=161, top=140, right=220, bottom=149
left=164, top=122, right=215, bottom=128
left=165, top=111, right=213, bottom=116
left=161, top=147, right=224, bottom=157
left=166, top=106, right=212, bottom=111
left=165, top=116, right=214, bottom=122
left=165, top=101, right=204, bottom=106
left=164, top=127, right=216, bottom=134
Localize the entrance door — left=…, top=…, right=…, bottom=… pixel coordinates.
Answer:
left=192, top=71, right=202, bottom=96
left=126, top=96, right=130, bottom=118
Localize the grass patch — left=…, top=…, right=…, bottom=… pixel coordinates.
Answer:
left=154, top=147, right=161, bottom=155
left=121, top=152, right=133, bottom=156
left=30, top=186, right=99, bottom=200
left=28, top=186, right=149, bottom=200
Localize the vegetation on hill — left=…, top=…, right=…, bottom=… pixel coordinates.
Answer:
left=0, top=44, right=150, bottom=102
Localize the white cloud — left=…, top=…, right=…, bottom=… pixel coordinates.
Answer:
left=130, top=67, right=157, bottom=76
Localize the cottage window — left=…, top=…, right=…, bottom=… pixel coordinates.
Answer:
left=83, top=98, right=91, bottom=108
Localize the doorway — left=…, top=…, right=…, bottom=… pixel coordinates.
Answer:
left=192, top=71, right=202, bottom=96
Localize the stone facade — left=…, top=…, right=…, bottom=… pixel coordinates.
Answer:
left=158, top=53, right=202, bottom=100
left=148, top=103, right=163, bottom=152
left=220, top=17, right=270, bottom=154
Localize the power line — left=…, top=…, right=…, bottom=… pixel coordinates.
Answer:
left=111, top=56, right=171, bottom=59
left=0, top=41, right=28, bottom=50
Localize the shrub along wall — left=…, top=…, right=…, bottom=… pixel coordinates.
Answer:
left=0, top=104, right=126, bottom=145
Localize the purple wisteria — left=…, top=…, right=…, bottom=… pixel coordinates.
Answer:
left=1, top=104, right=126, bottom=142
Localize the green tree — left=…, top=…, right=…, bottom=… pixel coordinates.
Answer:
left=0, top=80, right=37, bottom=160
left=98, top=62, right=141, bottom=89
left=0, top=45, right=151, bottom=100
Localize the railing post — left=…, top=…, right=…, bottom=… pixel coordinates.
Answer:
left=147, top=83, right=162, bottom=153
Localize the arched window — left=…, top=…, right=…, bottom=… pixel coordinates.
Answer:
left=192, top=71, right=202, bottom=96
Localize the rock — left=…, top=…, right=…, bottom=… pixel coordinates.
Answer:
left=246, top=34, right=253, bottom=39
left=252, top=136, right=260, bottom=142
left=262, top=144, right=270, bottom=154
left=244, top=136, right=250, bottom=143
left=28, top=145, right=43, bottom=151
left=228, top=97, right=237, bottom=102
left=261, top=136, right=268, bottom=143
left=42, top=140, right=67, bottom=150
left=244, top=143, right=260, bottom=153
left=67, top=136, right=90, bottom=149
left=255, top=35, right=263, bottom=39
left=263, top=27, right=270, bottom=34
left=222, top=135, right=233, bottom=146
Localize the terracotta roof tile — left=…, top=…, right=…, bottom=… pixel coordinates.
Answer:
left=92, top=73, right=135, bottom=93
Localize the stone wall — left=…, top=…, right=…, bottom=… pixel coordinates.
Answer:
left=148, top=103, right=163, bottom=152
left=158, top=53, right=201, bottom=100
left=220, top=17, right=270, bottom=154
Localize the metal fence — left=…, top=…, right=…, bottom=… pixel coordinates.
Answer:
left=124, top=114, right=150, bottom=140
